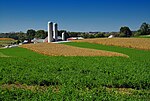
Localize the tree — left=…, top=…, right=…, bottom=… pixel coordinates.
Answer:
left=35, top=30, right=47, bottom=39
left=9, top=33, right=18, bottom=40
left=68, top=32, right=79, bottom=37
left=94, top=32, right=105, bottom=38
left=17, top=32, right=26, bottom=42
left=119, top=26, right=132, bottom=37
left=89, top=34, right=95, bottom=38
left=27, top=29, right=36, bottom=42
left=139, top=22, right=150, bottom=35
left=58, top=30, right=67, bottom=36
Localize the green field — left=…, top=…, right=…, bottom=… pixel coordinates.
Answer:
left=135, top=35, right=150, bottom=38
left=0, top=42, right=150, bottom=100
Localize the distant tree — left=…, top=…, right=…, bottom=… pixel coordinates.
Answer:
left=17, top=32, right=26, bottom=42
left=68, top=32, right=79, bottom=37
left=89, top=34, right=95, bottom=38
left=58, top=30, right=67, bottom=36
left=139, top=22, right=150, bottom=35
left=81, top=33, right=89, bottom=38
left=119, top=26, right=132, bottom=37
left=132, top=31, right=140, bottom=37
left=94, top=34, right=100, bottom=38
left=0, top=32, right=26, bottom=40
left=27, top=29, right=36, bottom=42
left=104, top=33, right=110, bottom=37
left=35, top=30, right=47, bottom=39
left=109, top=32, right=119, bottom=37
left=16, top=40, right=21, bottom=44
left=119, top=33, right=126, bottom=37
left=94, top=32, right=105, bottom=38
left=9, top=33, right=18, bottom=40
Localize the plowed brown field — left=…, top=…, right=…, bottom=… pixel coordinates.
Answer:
left=21, top=43, right=128, bottom=57
left=73, top=38, right=150, bottom=50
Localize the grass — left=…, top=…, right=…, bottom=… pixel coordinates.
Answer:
left=0, top=42, right=150, bottom=100
left=0, top=52, right=9, bottom=57
left=135, top=35, right=150, bottom=38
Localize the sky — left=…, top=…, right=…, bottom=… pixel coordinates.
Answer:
left=0, top=0, right=150, bottom=33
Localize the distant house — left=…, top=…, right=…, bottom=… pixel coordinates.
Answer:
left=67, top=37, right=84, bottom=41
left=32, top=38, right=45, bottom=44
left=23, top=40, right=28, bottom=44
left=108, top=35, right=114, bottom=38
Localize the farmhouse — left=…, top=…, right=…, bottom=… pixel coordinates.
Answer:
left=108, top=35, right=114, bottom=38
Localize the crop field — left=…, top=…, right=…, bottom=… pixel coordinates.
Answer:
left=0, top=38, right=14, bottom=41
left=72, top=38, right=150, bottom=50
left=21, top=43, right=127, bottom=57
left=0, top=38, right=15, bottom=48
left=0, top=42, right=150, bottom=100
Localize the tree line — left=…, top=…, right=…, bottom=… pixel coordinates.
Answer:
left=78, top=22, right=150, bottom=38
left=0, top=30, right=69, bottom=43
left=0, top=22, right=150, bottom=42
left=0, top=30, right=47, bottom=42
